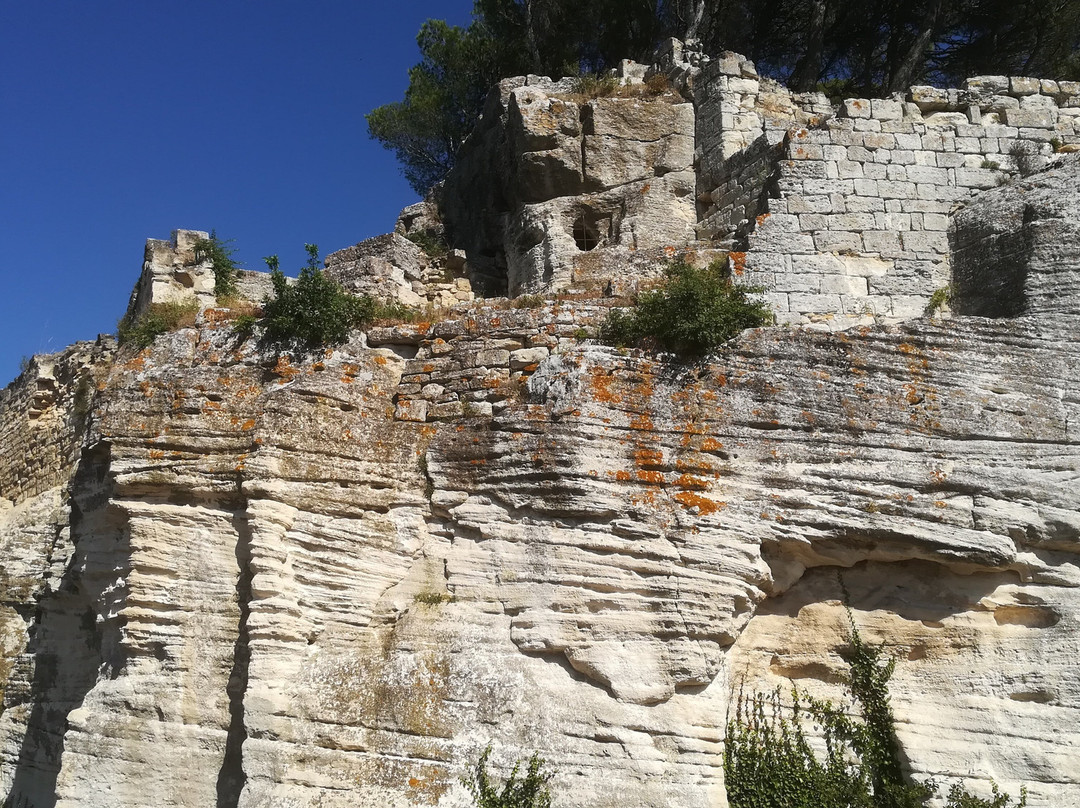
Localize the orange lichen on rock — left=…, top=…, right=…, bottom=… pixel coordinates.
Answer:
left=636, top=470, right=666, bottom=485
left=673, top=491, right=726, bottom=515
left=674, top=474, right=710, bottom=490
left=273, top=355, right=301, bottom=380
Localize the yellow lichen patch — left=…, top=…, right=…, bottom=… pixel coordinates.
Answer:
left=589, top=368, right=622, bottom=405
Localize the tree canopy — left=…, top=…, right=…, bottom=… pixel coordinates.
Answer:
left=369, top=0, right=1080, bottom=195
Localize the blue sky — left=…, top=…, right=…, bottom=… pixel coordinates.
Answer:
left=0, top=1, right=473, bottom=384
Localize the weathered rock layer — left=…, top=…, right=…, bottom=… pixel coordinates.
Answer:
left=2, top=70, right=1080, bottom=808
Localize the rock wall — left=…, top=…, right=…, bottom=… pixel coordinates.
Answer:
left=3, top=53, right=1080, bottom=808
left=440, top=72, right=698, bottom=297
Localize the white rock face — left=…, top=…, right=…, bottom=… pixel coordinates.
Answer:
left=3, top=84, right=1080, bottom=808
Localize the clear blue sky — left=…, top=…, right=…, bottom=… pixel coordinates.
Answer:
left=0, top=1, right=473, bottom=384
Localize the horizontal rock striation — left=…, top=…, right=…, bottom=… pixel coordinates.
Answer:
left=2, top=66, right=1080, bottom=808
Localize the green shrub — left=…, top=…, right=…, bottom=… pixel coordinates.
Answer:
left=725, top=614, right=1026, bottom=808
left=258, top=245, right=418, bottom=350
left=464, top=745, right=553, bottom=808
left=118, top=300, right=199, bottom=348
left=926, top=285, right=954, bottom=315
left=193, top=231, right=241, bottom=300
left=600, top=257, right=773, bottom=357
left=980, top=159, right=1000, bottom=170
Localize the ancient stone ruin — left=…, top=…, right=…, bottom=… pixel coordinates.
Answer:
left=2, top=43, right=1079, bottom=808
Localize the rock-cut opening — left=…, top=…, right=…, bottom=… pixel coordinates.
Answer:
left=573, top=216, right=601, bottom=252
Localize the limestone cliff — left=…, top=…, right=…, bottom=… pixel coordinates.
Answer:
left=2, top=45, right=1079, bottom=808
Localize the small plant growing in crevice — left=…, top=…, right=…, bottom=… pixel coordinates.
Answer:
left=118, top=300, right=199, bottom=348
left=414, top=591, right=453, bottom=606
left=926, top=284, right=954, bottom=315
left=193, top=231, right=241, bottom=300
left=464, top=745, right=553, bottom=808
left=513, top=294, right=545, bottom=310
left=1049, top=137, right=1063, bottom=153
left=600, top=257, right=773, bottom=357
left=1008, top=141, right=1042, bottom=177
left=570, top=72, right=619, bottom=98
left=980, top=159, right=1000, bottom=170
left=18, top=355, right=32, bottom=374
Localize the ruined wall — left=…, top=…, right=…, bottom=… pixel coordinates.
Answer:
left=693, top=55, right=1080, bottom=328
left=0, top=339, right=114, bottom=506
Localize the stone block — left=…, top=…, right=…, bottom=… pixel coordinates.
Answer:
left=837, top=160, right=865, bottom=179
left=935, top=151, right=966, bottom=168
left=878, top=180, right=917, bottom=199
left=842, top=98, right=872, bottom=118
left=954, top=167, right=1001, bottom=189
left=1005, top=108, right=1056, bottom=128
left=853, top=179, right=879, bottom=196
left=773, top=274, right=821, bottom=293
left=963, top=75, right=1009, bottom=97
left=820, top=275, right=869, bottom=295
left=845, top=196, right=884, bottom=213
left=900, top=230, right=948, bottom=254
left=864, top=162, right=888, bottom=179
left=395, top=399, right=429, bottom=422
left=510, top=347, right=550, bottom=370
left=814, top=231, right=863, bottom=252
left=864, top=133, right=897, bottom=150
left=476, top=349, right=511, bottom=367
left=788, top=292, right=843, bottom=313
left=799, top=214, right=830, bottom=231
left=853, top=118, right=883, bottom=132
left=787, top=194, right=839, bottom=214
left=921, top=213, right=948, bottom=231
left=828, top=213, right=878, bottom=231
left=1020, top=93, right=1057, bottom=110
left=1010, top=76, right=1041, bottom=96
left=863, top=231, right=902, bottom=255
left=906, top=165, right=950, bottom=184
left=910, top=86, right=950, bottom=111
left=872, top=99, right=904, bottom=120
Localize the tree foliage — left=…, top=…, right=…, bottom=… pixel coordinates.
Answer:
left=370, top=0, right=1079, bottom=192
left=600, top=257, right=773, bottom=357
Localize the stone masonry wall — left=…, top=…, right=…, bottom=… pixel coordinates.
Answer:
left=369, top=303, right=608, bottom=424
left=0, top=339, right=115, bottom=506
left=692, top=51, right=1080, bottom=329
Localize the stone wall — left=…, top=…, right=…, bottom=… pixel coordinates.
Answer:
left=692, top=53, right=1080, bottom=328
left=0, top=339, right=114, bottom=506
left=367, top=302, right=608, bottom=423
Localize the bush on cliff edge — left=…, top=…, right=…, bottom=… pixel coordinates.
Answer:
left=600, top=257, right=773, bottom=357
left=259, top=244, right=414, bottom=350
